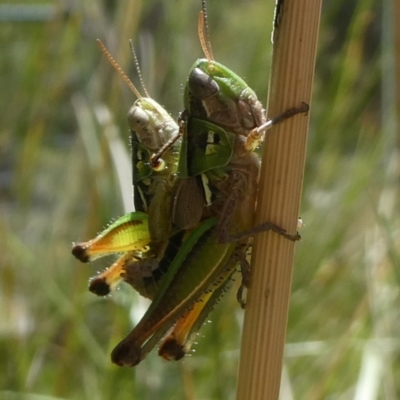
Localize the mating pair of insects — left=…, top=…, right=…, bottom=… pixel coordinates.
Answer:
left=72, top=1, right=308, bottom=367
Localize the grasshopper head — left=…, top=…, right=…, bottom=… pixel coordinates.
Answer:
left=128, top=98, right=178, bottom=152
left=185, top=59, right=264, bottom=135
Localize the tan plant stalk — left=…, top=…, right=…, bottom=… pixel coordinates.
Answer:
left=236, top=1, right=322, bottom=399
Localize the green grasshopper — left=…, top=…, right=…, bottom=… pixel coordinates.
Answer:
left=109, top=2, right=308, bottom=366
left=72, top=40, right=181, bottom=296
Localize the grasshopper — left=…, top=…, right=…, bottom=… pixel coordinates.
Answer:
left=73, top=40, right=240, bottom=366
left=108, top=1, right=308, bottom=365
left=72, top=40, right=181, bottom=296
left=75, top=1, right=307, bottom=365
left=81, top=41, right=247, bottom=361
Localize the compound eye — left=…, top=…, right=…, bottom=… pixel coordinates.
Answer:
left=127, top=106, right=149, bottom=131
left=188, top=68, right=219, bottom=99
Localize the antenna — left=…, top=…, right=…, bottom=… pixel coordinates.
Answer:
left=198, top=0, right=214, bottom=61
left=96, top=39, right=142, bottom=99
left=129, top=39, right=150, bottom=98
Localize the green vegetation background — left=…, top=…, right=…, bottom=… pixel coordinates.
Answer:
left=1, top=0, right=398, bottom=399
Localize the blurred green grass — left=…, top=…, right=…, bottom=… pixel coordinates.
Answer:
left=1, top=0, right=399, bottom=399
